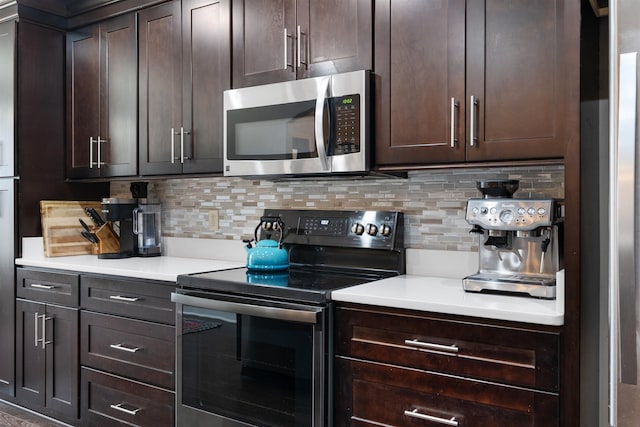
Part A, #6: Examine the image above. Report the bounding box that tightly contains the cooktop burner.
[178,267,396,304]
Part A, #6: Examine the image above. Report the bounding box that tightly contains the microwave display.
[330,95,361,155]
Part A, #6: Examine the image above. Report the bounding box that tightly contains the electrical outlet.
[208,210,219,231]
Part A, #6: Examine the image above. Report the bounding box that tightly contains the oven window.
[181,305,314,426]
[227,100,327,160]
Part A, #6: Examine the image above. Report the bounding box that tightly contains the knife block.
[94,224,120,255]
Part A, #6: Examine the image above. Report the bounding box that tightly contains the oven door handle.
[171,293,321,324]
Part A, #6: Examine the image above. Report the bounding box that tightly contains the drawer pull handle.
[404,339,459,353]
[110,343,142,353]
[110,403,141,416]
[109,295,140,302]
[31,283,56,290]
[404,409,459,426]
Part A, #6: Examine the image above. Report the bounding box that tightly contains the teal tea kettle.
[244,216,289,271]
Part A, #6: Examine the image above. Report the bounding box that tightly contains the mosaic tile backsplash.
[111,165,564,252]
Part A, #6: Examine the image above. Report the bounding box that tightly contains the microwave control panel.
[330,94,361,155]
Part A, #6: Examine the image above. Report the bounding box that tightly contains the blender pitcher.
[133,203,162,257]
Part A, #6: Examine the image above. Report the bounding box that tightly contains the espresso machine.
[463,180,564,299]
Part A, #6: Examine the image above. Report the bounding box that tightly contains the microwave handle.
[314,77,330,171]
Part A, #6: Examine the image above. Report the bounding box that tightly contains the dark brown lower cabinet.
[80,273,175,426]
[15,299,79,423]
[334,304,561,427]
[82,367,174,426]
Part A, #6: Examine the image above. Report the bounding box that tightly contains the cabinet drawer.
[81,275,174,324]
[81,367,174,427]
[16,267,79,306]
[335,306,560,392]
[81,311,175,390]
[335,357,558,427]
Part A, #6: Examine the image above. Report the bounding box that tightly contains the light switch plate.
[208,210,219,231]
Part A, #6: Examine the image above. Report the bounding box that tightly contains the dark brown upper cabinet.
[374,0,577,167]
[231,0,372,88]
[138,0,230,176]
[66,14,137,178]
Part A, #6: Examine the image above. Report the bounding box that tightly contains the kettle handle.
[254,217,286,248]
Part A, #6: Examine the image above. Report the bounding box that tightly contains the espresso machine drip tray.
[463,273,556,299]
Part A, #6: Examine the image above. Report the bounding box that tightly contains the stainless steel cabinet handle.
[297,25,307,68]
[30,283,56,290]
[469,95,478,146]
[171,127,175,163]
[171,128,191,163]
[41,315,52,349]
[97,135,102,168]
[404,338,459,353]
[97,136,106,168]
[180,127,191,163]
[110,343,142,353]
[110,403,142,416]
[450,97,458,148]
[109,295,140,302]
[283,28,289,70]
[89,136,95,168]
[404,409,459,426]
[34,312,39,347]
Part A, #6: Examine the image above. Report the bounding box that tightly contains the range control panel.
[465,198,562,231]
[263,209,404,251]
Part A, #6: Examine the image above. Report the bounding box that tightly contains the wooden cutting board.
[40,200,103,257]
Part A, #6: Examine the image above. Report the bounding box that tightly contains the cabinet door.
[231,0,296,87]
[374,0,466,166]
[99,14,138,177]
[0,180,15,396]
[296,0,372,79]
[181,0,230,173]
[16,301,79,419]
[67,24,101,178]
[44,304,79,419]
[15,300,46,408]
[139,0,183,175]
[465,0,569,161]
[0,20,16,178]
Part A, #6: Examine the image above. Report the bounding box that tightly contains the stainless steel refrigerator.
[608,0,640,425]
[0,18,17,397]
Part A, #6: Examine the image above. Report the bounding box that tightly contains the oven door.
[171,291,329,427]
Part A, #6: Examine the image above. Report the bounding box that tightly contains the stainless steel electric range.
[172,209,405,427]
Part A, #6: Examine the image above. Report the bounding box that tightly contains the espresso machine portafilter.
[463,180,564,299]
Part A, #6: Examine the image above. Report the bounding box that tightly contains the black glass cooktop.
[177,267,394,304]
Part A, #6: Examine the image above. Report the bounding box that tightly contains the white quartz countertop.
[17,237,564,325]
[331,272,565,326]
[16,238,245,282]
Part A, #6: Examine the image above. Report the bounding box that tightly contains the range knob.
[380,224,392,236]
[351,223,365,235]
[366,223,378,236]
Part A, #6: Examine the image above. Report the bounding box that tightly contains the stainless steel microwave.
[223,70,370,177]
